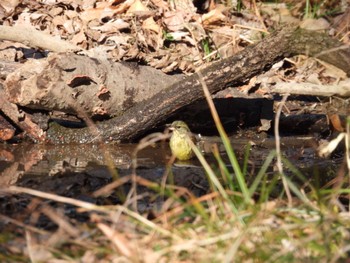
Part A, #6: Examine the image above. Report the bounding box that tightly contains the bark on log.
[41,26,350,143]
[0,61,21,80]
[0,87,46,142]
[4,54,181,117]
[0,114,15,141]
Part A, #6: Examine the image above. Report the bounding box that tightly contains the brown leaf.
[171,0,196,13]
[81,1,135,22]
[202,8,226,26]
[0,0,19,13]
[71,30,87,45]
[127,0,149,13]
[329,114,345,132]
[163,11,186,31]
[91,19,130,32]
[150,0,169,9]
[142,17,160,33]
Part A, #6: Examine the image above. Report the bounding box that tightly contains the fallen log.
[42,26,349,143]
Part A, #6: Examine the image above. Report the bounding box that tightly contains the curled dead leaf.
[202,8,226,26]
[329,114,345,132]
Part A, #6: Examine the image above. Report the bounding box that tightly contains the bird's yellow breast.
[169,130,194,161]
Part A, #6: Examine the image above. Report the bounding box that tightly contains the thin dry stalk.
[5,186,103,210]
[251,0,268,32]
[97,223,133,258]
[274,94,292,206]
[156,191,221,222]
[346,117,350,171]
[0,214,49,235]
[93,175,132,197]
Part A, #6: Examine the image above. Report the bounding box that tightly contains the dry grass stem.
[274,94,292,206]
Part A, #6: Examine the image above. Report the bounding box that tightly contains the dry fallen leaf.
[127,0,149,13]
[0,0,19,13]
[202,8,227,26]
[91,19,130,32]
[81,0,135,22]
[71,30,87,45]
[300,18,330,31]
[163,11,186,31]
[150,0,169,9]
[142,17,160,33]
[329,114,345,132]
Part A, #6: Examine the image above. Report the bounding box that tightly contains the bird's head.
[169,121,190,133]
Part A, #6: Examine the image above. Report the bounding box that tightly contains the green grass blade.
[249,151,276,197]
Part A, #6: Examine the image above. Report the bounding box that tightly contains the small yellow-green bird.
[169,120,195,161]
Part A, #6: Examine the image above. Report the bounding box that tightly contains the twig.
[0,25,81,52]
[271,81,350,97]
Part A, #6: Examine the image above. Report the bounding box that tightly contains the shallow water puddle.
[0,135,342,189]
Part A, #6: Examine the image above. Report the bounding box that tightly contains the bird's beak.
[166,123,175,131]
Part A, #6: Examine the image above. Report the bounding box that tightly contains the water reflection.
[0,135,342,189]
